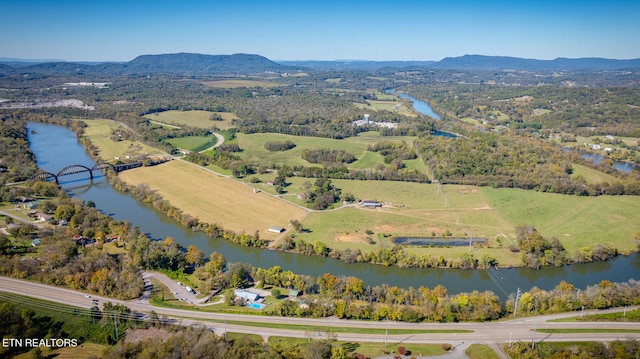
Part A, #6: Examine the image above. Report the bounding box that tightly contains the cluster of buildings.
[352,113,398,129]
[584,135,615,152]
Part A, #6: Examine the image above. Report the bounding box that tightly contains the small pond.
[394,237,488,247]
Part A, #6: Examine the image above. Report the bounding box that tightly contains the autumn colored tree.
[185,245,205,268]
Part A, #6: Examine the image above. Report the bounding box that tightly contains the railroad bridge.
[33,162,142,184]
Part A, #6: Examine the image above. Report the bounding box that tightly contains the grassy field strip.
[118,159,308,239]
[177,315,473,335]
[465,343,501,359]
[571,163,618,183]
[165,135,217,152]
[482,187,640,253]
[12,343,108,359]
[143,110,239,130]
[149,120,181,129]
[235,132,418,170]
[200,79,282,88]
[535,328,640,334]
[550,309,640,322]
[81,119,165,160]
[268,336,448,357]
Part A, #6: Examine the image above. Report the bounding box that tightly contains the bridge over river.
[33,162,142,183]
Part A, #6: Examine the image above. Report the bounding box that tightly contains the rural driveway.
[199,131,225,152]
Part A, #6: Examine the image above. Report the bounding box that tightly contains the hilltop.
[0,53,300,77]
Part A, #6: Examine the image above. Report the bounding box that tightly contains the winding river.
[395,92,441,120]
[27,122,639,300]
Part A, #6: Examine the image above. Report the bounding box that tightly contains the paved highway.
[1,275,639,357]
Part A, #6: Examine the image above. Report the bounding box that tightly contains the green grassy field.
[571,163,618,183]
[235,132,419,170]
[248,173,639,264]
[551,308,640,322]
[372,91,397,101]
[481,187,640,253]
[367,100,416,116]
[81,119,165,160]
[165,135,217,152]
[268,336,448,358]
[0,292,116,351]
[143,110,238,130]
[353,99,415,117]
[536,328,640,334]
[14,343,108,359]
[291,180,521,265]
[465,344,501,359]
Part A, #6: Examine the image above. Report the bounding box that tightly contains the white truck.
[185,286,195,294]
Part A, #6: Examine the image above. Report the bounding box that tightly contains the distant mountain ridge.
[0,53,299,76]
[277,60,437,71]
[430,54,640,71]
[122,53,290,74]
[1,53,639,77]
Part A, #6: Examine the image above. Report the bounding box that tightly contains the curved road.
[199,131,225,152]
[1,275,639,356]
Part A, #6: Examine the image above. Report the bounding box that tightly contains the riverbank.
[117,159,308,240]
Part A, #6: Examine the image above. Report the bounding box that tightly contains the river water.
[395,92,441,120]
[27,122,639,299]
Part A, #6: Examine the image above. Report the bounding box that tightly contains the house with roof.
[234,289,261,302]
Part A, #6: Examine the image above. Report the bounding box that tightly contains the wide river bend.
[27,122,639,300]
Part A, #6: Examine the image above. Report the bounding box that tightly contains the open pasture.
[200,79,282,88]
[300,180,513,244]
[570,163,618,183]
[371,90,396,101]
[143,110,238,130]
[165,135,217,152]
[353,98,415,117]
[481,187,640,253]
[80,119,164,160]
[235,132,418,169]
[267,177,638,264]
[117,159,308,239]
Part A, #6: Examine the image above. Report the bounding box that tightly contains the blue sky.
[1,0,639,62]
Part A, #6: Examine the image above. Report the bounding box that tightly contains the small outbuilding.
[269,226,286,233]
[362,200,381,208]
[36,213,52,221]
